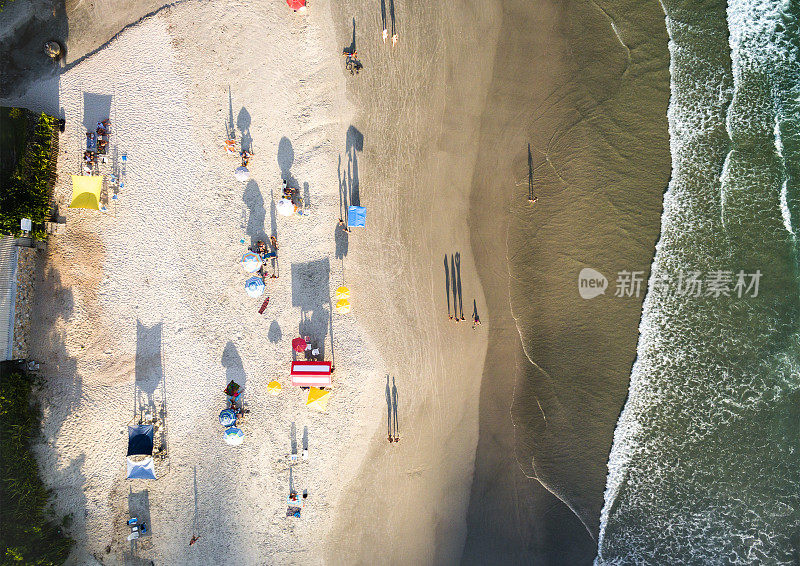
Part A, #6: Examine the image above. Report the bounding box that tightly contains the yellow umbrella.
[70,175,103,210]
[335,298,351,314]
[268,380,282,396]
[305,387,330,412]
[335,286,350,300]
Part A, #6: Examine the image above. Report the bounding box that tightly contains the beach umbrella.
[292,337,308,353]
[276,198,295,217]
[305,387,330,412]
[234,166,250,182]
[287,0,306,10]
[224,427,245,445]
[219,408,237,427]
[335,298,351,314]
[241,251,261,273]
[245,276,265,297]
[335,286,350,300]
[268,381,282,396]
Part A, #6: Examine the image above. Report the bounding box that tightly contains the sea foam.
[596,0,800,563]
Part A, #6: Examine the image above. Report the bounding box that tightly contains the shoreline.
[463,0,671,561]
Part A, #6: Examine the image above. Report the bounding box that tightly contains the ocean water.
[596,0,800,564]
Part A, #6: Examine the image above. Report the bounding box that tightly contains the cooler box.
[291,361,332,387]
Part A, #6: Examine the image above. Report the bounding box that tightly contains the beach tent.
[268,380,282,395]
[234,166,250,182]
[291,361,333,387]
[241,251,261,273]
[127,425,154,456]
[245,276,265,297]
[335,286,350,300]
[126,457,157,480]
[219,408,237,427]
[306,387,330,412]
[347,206,366,228]
[70,175,103,210]
[277,198,295,217]
[335,298,351,314]
[224,427,245,446]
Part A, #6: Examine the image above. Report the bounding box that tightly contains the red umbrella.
[292,337,308,353]
[286,0,306,10]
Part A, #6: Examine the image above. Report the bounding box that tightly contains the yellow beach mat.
[70,175,102,210]
[335,298,351,314]
[305,387,330,412]
[268,380,282,396]
[335,286,350,300]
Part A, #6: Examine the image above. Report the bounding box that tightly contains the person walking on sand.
[383,29,388,43]
[189,535,200,546]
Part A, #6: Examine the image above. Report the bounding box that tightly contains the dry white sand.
[3,2,397,563]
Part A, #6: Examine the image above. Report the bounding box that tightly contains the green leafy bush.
[0,111,57,239]
[0,372,74,565]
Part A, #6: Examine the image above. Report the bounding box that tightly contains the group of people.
[82,119,111,174]
[252,236,279,281]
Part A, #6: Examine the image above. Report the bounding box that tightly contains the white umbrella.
[241,251,261,273]
[224,427,244,446]
[234,166,250,182]
[276,198,295,217]
[245,276,265,297]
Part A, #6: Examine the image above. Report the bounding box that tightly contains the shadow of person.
[345,126,363,206]
[451,255,458,319]
[335,222,349,259]
[278,136,299,195]
[302,426,308,451]
[237,107,252,153]
[243,180,266,246]
[455,252,464,319]
[392,377,399,439]
[385,375,392,439]
[221,341,246,392]
[268,320,282,343]
[344,17,357,55]
[290,422,297,454]
[444,254,451,319]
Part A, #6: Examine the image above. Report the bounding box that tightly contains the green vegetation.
[0,108,57,240]
[0,372,74,565]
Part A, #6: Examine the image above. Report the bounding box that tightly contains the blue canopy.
[127,425,154,456]
[126,457,157,480]
[347,206,366,228]
[219,409,237,427]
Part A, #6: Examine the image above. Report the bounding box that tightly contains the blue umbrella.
[219,409,237,427]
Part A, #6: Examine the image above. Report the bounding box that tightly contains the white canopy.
[276,198,295,217]
[234,166,250,182]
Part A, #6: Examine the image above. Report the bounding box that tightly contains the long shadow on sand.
[243,180,267,246]
[221,341,246,393]
[291,258,334,365]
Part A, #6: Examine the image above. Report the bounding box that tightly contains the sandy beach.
[1,0,672,563]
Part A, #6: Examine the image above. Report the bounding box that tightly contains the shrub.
[0,111,57,239]
[0,372,74,565]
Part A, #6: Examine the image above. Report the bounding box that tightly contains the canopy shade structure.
[335,298,351,314]
[347,206,366,228]
[245,276,265,297]
[219,408,237,427]
[306,387,330,412]
[291,361,332,387]
[292,337,308,353]
[268,380,282,395]
[70,175,103,210]
[224,427,244,446]
[127,425,154,456]
[234,166,250,182]
[335,286,350,300]
[127,457,157,479]
[241,251,261,273]
[277,198,295,216]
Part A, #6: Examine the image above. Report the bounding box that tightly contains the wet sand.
[323,1,497,564]
[465,0,671,562]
